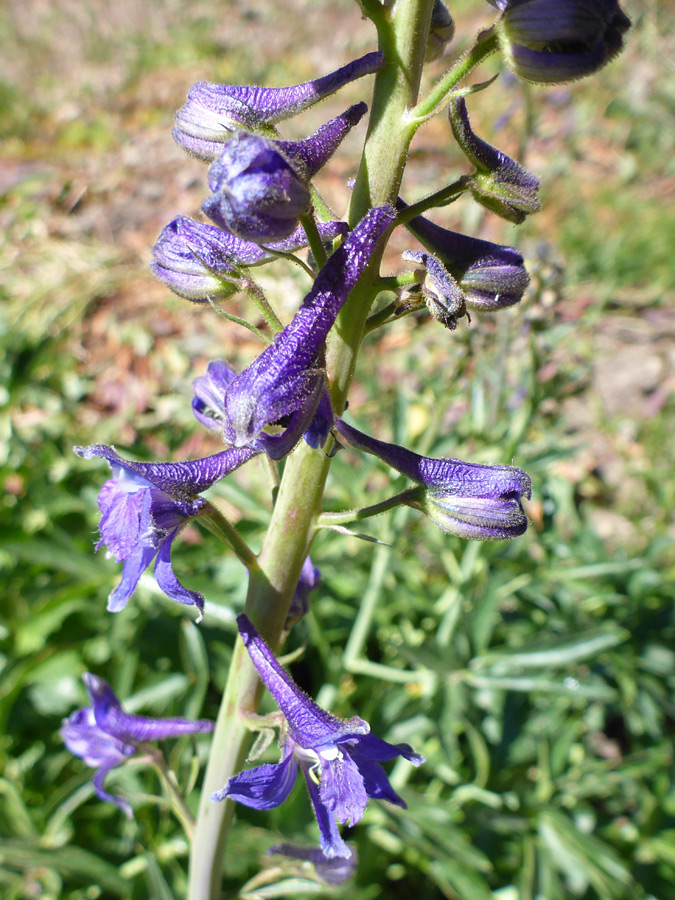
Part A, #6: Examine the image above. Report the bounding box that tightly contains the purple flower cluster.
[212,616,424,858]
[62,673,213,817]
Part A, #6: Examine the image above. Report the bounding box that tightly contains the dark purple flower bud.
[402,249,467,330]
[212,615,423,859]
[399,200,529,310]
[426,0,455,61]
[490,0,631,85]
[75,443,257,615]
[448,96,541,224]
[336,419,532,540]
[219,205,395,459]
[287,556,321,624]
[202,105,367,241]
[61,673,213,817]
[151,216,348,303]
[173,52,383,160]
[269,843,357,885]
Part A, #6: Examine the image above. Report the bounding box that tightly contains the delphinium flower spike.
[75,444,258,615]
[398,199,529,311]
[173,51,383,160]
[62,673,213,817]
[489,0,631,85]
[151,216,348,303]
[202,104,368,241]
[449,95,541,224]
[212,615,424,859]
[218,204,395,459]
[336,418,531,540]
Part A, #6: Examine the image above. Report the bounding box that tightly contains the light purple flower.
[75,443,258,615]
[202,104,367,242]
[399,199,529,311]
[61,673,213,817]
[448,96,540,224]
[212,615,424,859]
[218,204,395,459]
[173,52,383,160]
[336,419,532,540]
[151,216,348,303]
[490,0,631,85]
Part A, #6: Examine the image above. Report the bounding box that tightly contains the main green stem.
[187,3,434,897]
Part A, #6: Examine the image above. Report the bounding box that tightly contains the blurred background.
[1,1,674,898]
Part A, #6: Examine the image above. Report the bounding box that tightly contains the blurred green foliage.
[1,1,674,898]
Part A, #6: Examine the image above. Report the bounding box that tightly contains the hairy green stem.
[187,3,434,897]
[318,489,416,527]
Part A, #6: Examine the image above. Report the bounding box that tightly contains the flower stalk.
[187,2,435,896]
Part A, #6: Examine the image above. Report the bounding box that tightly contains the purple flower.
[192,361,334,455]
[490,0,631,85]
[269,843,357,885]
[75,443,258,615]
[399,200,529,311]
[61,673,213,817]
[448,96,540,224]
[173,52,383,160]
[202,104,367,242]
[218,205,395,459]
[336,419,532,540]
[212,615,424,859]
[151,216,348,303]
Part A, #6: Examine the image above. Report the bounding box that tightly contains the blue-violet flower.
[75,443,257,615]
[336,419,532,540]
[173,52,383,160]
[212,615,424,858]
[399,199,529,311]
[62,672,213,817]
[449,96,541,224]
[202,104,367,241]
[151,216,348,303]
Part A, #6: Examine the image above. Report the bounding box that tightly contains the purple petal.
[343,732,425,766]
[107,543,159,612]
[402,249,467,330]
[83,673,213,743]
[97,480,153,561]
[237,615,369,748]
[75,444,258,499]
[302,763,352,859]
[211,750,298,810]
[173,52,383,160]
[92,765,134,818]
[278,103,367,179]
[320,753,369,826]
[61,707,135,768]
[348,756,407,808]
[448,96,540,223]
[154,528,205,613]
